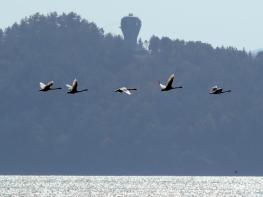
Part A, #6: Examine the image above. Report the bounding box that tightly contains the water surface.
[0,176,262,196]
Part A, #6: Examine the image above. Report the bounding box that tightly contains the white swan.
[209,85,231,94]
[39,81,62,91]
[66,79,88,94]
[115,87,137,95]
[159,74,183,91]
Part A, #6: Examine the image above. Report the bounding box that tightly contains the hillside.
[0,12,263,175]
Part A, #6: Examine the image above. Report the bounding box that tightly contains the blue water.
[0,176,262,196]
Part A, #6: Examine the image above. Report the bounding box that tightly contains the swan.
[66,79,88,94]
[115,87,137,95]
[39,81,62,91]
[209,85,231,94]
[159,73,183,91]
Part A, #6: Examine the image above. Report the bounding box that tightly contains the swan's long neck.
[77,89,88,93]
[172,86,183,89]
[50,87,62,90]
[222,90,231,93]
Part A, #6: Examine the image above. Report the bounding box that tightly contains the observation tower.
[121,13,142,48]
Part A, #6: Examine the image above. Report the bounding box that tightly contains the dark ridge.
[0,12,262,175]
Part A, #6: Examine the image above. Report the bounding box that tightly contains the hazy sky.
[1,0,263,50]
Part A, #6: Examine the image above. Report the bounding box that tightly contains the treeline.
[0,12,263,175]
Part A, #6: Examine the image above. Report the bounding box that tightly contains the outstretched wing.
[209,85,219,93]
[123,89,131,95]
[166,74,174,89]
[211,85,218,91]
[46,81,54,88]
[40,82,46,89]
[159,83,166,89]
[66,84,72,90]
[71,79,78,92]
[212,85,218,89]
[120,87,131,95]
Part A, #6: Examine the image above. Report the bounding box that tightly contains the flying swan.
[66,79,88,94]
[39,81,62,92]
[159,73,183,91]
[209,85,231,94]
[115,87,137,95]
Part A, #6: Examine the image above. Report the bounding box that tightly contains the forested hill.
[0,12,263,175]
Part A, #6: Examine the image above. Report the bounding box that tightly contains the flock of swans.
[39,74,231,95]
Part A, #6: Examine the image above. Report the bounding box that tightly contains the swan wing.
[123,89,132,95]
[46,81,54,88]
[212,85,218,89]
[72,79,78,92]
[211,85,218,91]
[40,82,46,89]
[66,84,72,90]
[119,87,131,95]
[210,85,219,93]
[166,74,174,88]
[159,83,166,89]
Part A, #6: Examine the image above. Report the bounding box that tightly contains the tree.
[149,35,160,54]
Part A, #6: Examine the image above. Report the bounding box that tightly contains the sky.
[0,0,263,51]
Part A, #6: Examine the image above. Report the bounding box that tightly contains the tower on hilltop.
[121,13,142,49]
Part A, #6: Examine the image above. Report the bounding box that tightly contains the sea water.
[0,176,262,196]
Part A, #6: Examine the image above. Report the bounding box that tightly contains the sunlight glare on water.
[0,176,263,196]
